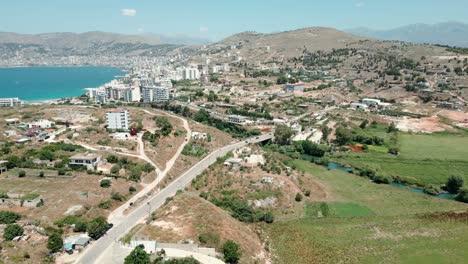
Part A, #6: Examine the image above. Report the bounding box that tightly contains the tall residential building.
[141,86,172,103]
[123,87,141,102]
[106,109,131,131]
[0,98,23,107]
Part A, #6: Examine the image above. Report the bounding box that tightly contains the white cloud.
[355,2,365,8]
[137,28,144,33]
[121,9,137,17]
[199,26,209,33]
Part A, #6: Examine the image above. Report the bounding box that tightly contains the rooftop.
[70,153,101,160]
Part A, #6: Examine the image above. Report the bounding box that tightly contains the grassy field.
[399,133,468,161]
[268,160,468,264]
[331,133,468,186]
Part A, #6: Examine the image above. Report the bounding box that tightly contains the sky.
[1,0,468,41]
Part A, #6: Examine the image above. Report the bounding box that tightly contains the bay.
[0,66,124,101]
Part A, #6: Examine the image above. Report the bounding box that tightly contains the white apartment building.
[106,109,131,131]
[141,86,171,103]
[123,87,141,102]
[0,98,23,107]
[86,88,108,104]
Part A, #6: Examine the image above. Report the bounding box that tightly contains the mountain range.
[346,22,468,47]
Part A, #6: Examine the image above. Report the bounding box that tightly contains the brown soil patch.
[136,193,270,264]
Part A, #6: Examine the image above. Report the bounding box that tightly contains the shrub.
[0,211,21,224]
[222,240,241,264]
[47,233,63,253]
[73,221,88,232]
[111,192,125,202]
[295,193,303,202]
[455,188,468,203]
[373,175,391,184]
[100,179,112,188]
[110,165,121,175]
[124,246,150,264]
[39,171,45,177]
[129,186,137,193]
[87,217,108,239]
[98,200,112,209]
[423,185,440,196]
[4,224,24,240]
[199,192,209,200]
[198,232,220,246]
[260,211,275,223]
[446,175,464,194]
[18,170,26,177]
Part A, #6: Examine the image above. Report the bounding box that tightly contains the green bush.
[0,211,21,224]
[455,188,468,203]
[222,240,241,264]
[87,217,108,239]
[260,211,275,223]
[295,193,303,202]
[98,200,112,209]
[100,179,112,188]
[18,170,26,177]
[446,175,464,194]
[198,232,220,246]
[47,233,63,253]
[111,192,125,202]
[3,224,24,240]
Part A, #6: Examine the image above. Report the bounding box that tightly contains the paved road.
[108,109,191,224]
[75,133,272,264]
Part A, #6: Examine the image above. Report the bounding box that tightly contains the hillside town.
[1,24,468,264]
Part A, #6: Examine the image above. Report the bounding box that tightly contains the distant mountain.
[0,31,179,57]
[346,22,468,47]
[201,27,366,63]
[141,33,211,46]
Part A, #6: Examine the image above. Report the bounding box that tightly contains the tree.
[47,233,63,253]
[4,224,24,240]
[182,106,190,117]
[295,192,303,202]
[100,179,112,188]
[222,240,241,264]
[321,125,331,141]
[0,211,21,224]
[446,175,464,194]
[335,126,353,146]
[455,188,468,203]
[87,216,108,239]
[124,246,151,264]
[155,117,173,137]
[274,125,293,145]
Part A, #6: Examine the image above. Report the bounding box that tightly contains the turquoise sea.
[0,66,125,101]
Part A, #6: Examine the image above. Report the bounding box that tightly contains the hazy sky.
[1,0,467,40]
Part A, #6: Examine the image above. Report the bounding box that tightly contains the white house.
[106,109,130,131]
[69,153,102,170]
[361,98,381,106]
[284,83,305,92]
[0,98,23,107]
[28,119,55,129]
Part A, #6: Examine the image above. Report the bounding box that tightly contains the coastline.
[0,66,127,103]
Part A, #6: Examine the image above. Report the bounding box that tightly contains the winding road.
[74,133,272,264]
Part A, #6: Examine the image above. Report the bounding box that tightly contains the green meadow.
[269,160,468,264]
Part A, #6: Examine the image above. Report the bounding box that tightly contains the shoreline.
[0,66,129,104]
